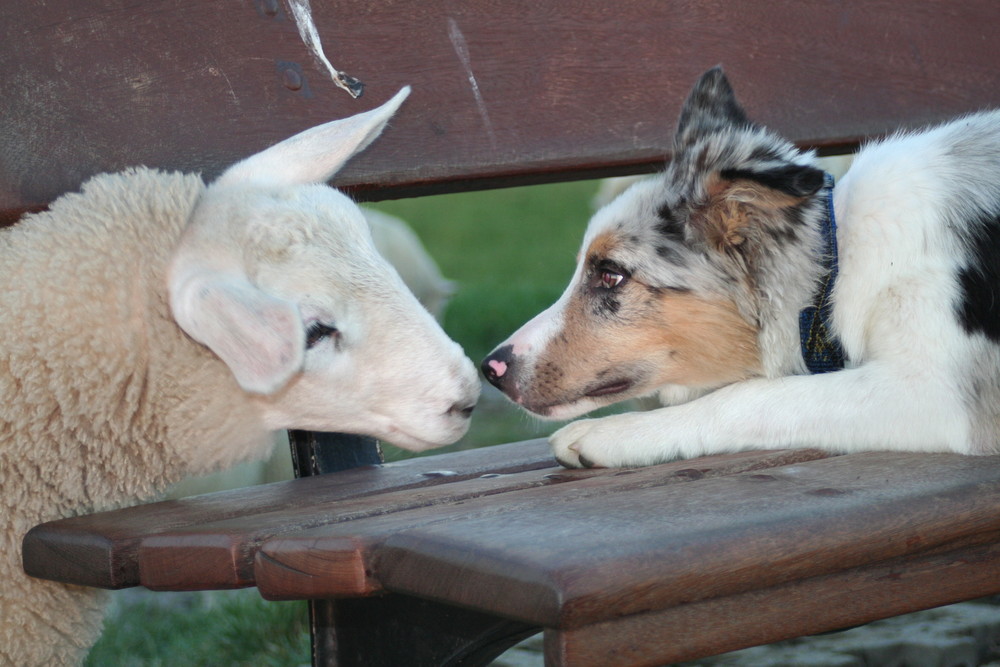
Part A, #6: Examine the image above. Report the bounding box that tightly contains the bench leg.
[289,431,383,666]
[312,593,538,666]
[288,430,383,476]
[288,431,537,665]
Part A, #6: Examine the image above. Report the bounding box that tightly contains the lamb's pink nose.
[481,345,514,391]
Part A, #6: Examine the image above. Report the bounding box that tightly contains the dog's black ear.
[720,164,826,198]
[675,67,751,143]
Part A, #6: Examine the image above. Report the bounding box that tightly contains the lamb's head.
[168,88,479,451]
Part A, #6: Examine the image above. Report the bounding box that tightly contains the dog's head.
[482,67,828,419]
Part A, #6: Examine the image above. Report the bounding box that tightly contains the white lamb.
[0,87,480,666]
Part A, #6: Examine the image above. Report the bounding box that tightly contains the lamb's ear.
[170,274,305,395]
[675,67,751,144]
[214,86,411,188]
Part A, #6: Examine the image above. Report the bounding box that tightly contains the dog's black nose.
[481,345,514,390]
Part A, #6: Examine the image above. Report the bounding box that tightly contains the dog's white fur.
[484,69,1000,468]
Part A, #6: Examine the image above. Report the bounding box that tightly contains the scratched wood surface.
[23,446,827,591]
[21,439,555,588]
[255,451,1000,665]
[3,0,1000,224]
[244,448,829,598]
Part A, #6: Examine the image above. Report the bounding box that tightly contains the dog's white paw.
[550,412,672,468]
[549,418,603,468]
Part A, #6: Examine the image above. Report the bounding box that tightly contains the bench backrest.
[4,0,1000,227]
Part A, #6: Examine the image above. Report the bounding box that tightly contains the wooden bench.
[6,1,1000,665]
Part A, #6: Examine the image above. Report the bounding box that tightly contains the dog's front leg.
[550,364,969,468]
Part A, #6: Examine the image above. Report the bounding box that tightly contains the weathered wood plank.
[137,464,582,591]
[545,540,1000,666]
[252,449,832,599]
[21,439,554,588]
[364,453,1000,629]
[134,450,826,591]
[3,0,999,221]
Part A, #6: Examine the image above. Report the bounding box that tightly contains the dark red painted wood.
[137,464,580,591]
[4,0,1000,222]
[136,449,820,591]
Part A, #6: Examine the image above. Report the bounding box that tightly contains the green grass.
[86,590,310,667]
[88,180,604,664]
[368,179,597,362]
[369,179,605,461]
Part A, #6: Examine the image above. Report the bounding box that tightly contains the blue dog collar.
[798,173,845,374]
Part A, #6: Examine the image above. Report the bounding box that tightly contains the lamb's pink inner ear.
[172,275,305,395]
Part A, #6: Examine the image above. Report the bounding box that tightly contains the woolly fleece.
[1,169,276,666]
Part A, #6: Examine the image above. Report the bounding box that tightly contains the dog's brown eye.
[599,270,625,289]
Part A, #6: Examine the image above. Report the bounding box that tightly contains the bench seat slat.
[136,449,827,591]
[137,464,574,591]
[251,449,831,599]
[547,539,1000,666]
[21,439,554,588]
[358,452,1000,629]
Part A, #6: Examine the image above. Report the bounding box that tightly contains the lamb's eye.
[305,322,338,349]
[599,270,625,289]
